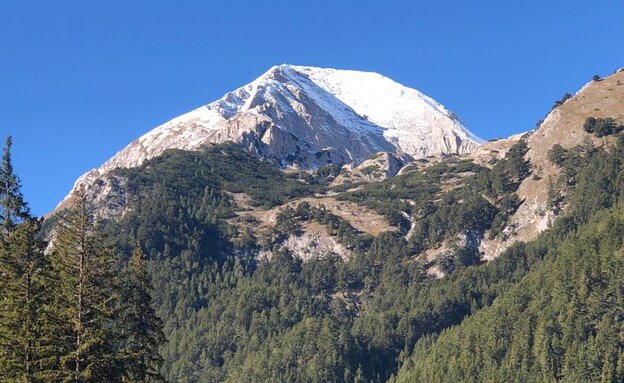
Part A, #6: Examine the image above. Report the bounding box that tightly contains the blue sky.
[1,1,623,216]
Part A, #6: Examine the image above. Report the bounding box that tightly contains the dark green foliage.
[393,135,624,382]
[360,164,380,175]
[225,316,360,383]
[551,92,572,110]
[0,137,59,382]
[583,116,623,137]
[547,143,567,167]
[275,202,372,252]
[487,140,531,196]
[51,194,125,382]
[535,118,544,128]
[0,218,60,383]
[584,116,596,133]
[547,135,624,226]
[0,136,31,234]
[313,164,342,184]
[336,161,442,224]
[413,141,528,250]
[0,138,167,383]
[393,204,624,383]
[489,193,522,240]
[139,137,624,382]
[118,143,321,209]
[337,141,529,252]
[119,246,166,383]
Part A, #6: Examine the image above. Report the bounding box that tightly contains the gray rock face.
[334,151,413,184]
[281,228,351,261]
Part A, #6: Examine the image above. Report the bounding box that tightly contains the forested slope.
[62,138,528,381]
[86,133,617,382]
[392,136,624,382]
[4,97,624,382]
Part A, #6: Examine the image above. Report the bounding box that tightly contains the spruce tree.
[51,193,123,382]
[0,136,31,235]
[0,219,61,383]
[0,136,59,382]
[120,245,166,383]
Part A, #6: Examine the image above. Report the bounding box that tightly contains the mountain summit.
[66,64,481,201]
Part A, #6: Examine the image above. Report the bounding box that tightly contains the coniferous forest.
[0,137,165,382]
[4,129,624,382]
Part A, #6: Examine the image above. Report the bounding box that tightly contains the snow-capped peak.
[62,64,482,206]
[285,65,482,143]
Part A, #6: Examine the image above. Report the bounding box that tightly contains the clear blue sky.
[1,1,623,216]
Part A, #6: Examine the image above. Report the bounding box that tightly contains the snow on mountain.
[63,64,482,205]
[291,65,482,149]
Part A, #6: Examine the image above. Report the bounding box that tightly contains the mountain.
[61,64,481,209]
[36,67,624,382]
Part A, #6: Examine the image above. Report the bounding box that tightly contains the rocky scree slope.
[475,69,624,259]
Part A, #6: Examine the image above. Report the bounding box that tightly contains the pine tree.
[51,193,123,382]
[0,136,31,236]
[0,136,60,382]
[120,245,166,383]
[0,217,63,382]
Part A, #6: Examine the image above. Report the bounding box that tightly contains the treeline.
[0,137,166,382]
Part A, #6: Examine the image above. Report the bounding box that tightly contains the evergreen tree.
[120,245,166,383]
[0,136,31,236]
[0,136,59,382]
[0,215,62,382]
[51,193,123,382]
